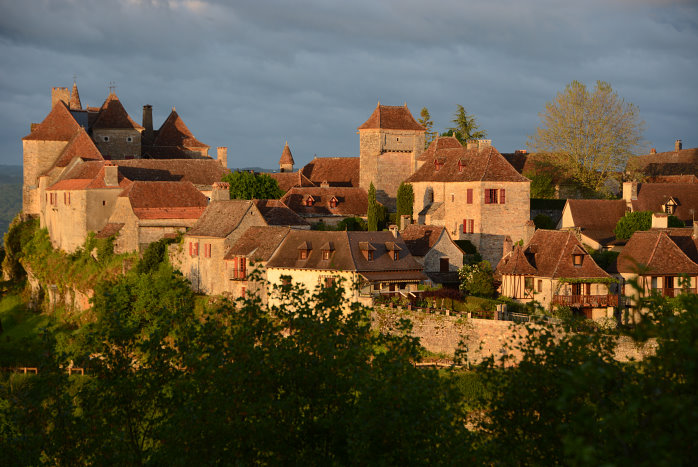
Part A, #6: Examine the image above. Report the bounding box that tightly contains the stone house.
[264,230,426,307]
[302,156,361,188]
[626,139,698,178]
[497,229,617,320]
[280,186,371,226]
[558,199,628,250]
[399,224,465,287]
[406,136,531,266]
[615,220,698,321]
[91,93,144,160]
[622,180,698,226]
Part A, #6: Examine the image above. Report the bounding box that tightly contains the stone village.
[21,82,698,324]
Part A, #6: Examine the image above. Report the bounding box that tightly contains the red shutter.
[189,242,193,256]
[463,219,467,233]
[500,189,506,204]
[484,189,490,204]
[467,189,473,204]
[469,219,474,233]
[194,243,199,256]
[241,258,246,276]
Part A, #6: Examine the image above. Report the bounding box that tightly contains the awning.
[359,270,427,283]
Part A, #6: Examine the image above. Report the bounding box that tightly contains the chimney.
[675,139,682,151]
[142,105,154,145]
[623,181,638,202]
[211,182,230,201]
[650,148,657,154]
[515,149,527,155]
[652,213,668,229]
[477,139,492,150]
[523,220,536,245]
[217,147,228,168]
[51,87,70,108]
[388,225,399,238]
[320,180,329,188]
[399,214,411,231]
[104,162,119,187]
[693,221,698,239]
[466,140,478,150]
[502,236,513,257]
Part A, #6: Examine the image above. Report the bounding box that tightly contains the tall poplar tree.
[418,107,435,148]
[367,182,378,231]
[396,183,414,228]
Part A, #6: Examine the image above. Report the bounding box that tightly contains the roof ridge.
[551,231,573,278]
[645,231,663,267]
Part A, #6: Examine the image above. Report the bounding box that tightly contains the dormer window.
[458,160,464,173]
[329,196,338,209]
[323,250,330,260]
[297,241,311,260]
[320,241,334,260]
[663,198,678,215]
[300,250,308,260]
[359,241,376,261]
[368,251,374,261]
[385,242,402,261]
[573,254,584,267]
[393,251,399,260]
[434,159,444,171]
[305,195,315,207]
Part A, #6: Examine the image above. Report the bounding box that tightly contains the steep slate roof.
[498,230,609,279]
[358,104,425,131]
[268,171,316,193]
[92,93,144,130]
[23,101,81,141]
[565,199,627,245]
[186,200,255,238]
[301,157,360,187]
[632,183,698,224]
[224,226,290,261]
[280,187,369,217]
[52,127,104,168]
[406,144,528,183]
[279,142,295,165]
[627,147,698,176]
[152,109,208,149]
[417,135,463,162]
[252,199,309,227]
[616,228,698,275]
[400,224,463,257]
[115,159,229,186]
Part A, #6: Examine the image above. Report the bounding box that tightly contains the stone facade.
[92,128,142,160]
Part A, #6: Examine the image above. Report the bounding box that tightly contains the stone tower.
[358,103,426,209]
[279,141,294,172]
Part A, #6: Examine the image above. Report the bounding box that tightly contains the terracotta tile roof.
[152,109,208,149]
[348,231,424,274]
[95,223,124,238]
[617,229,698,275]
[280,186,369,217]
[69,82,82,110]
[357,103,426,131]
[48,161,126,191]
[279,142,295,165]
[499,230,609,279]
[417,135,463,162]
[631,183,698,224]
[224,226,290,261]
[47,179,93,191]
[53,127,104,168]
[400,224,449,257]
[252,199,309,227]
[566,199,627,244]
[22,101,81,141]
[627,147,698,176]
[406,144,528,183]
[268,171,316,193]
[119,181,208,220]
[115,159,229,186]
[92,93,144,130]
[301,157,360,187]
[186,200,255,238]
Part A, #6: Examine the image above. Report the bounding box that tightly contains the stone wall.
[23,140,68,214]
[372,309,656,364]
[92,128,141,160]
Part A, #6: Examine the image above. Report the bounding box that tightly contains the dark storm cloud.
[0,0,696,169]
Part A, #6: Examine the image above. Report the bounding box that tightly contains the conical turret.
[279,141,294,172]
[69,81,82,110]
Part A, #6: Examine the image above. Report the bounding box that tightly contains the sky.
[0,0,696,170]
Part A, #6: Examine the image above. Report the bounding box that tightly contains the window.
[537,280,543,293]
[323,277,335,288]
[525,277,534,291]
[462,219,474,234]
[573,254,583,267]
[103,136,109,142]
[322,250,331,260]
[484,189,498,204]
[240,286,246,298]
[458,160,464,172]
[466,188,473,204]
[189,242,199,257]
[126,136,133,143]
[299,249,308,260]
[305,196,314,207]
[451,193,455,202]
[500,189,506,204]
[204,244,212,258]
[393,251,399,260]
[429,190,434,203]
[63,192,70,205]
[329,197,338,208]
[102,200,106,206]
[440,257,449,273]
[367,250,374,261]
[373,283,380,291]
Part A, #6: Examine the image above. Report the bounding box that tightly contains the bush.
[458,261,495,298]
[533,214,555,230]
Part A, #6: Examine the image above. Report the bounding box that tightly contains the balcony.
[229,270,247,281]
[660,287,696,298]
[552,294,618,308]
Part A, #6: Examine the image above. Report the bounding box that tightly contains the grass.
[0,292,58,367]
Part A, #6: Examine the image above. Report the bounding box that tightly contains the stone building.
[558,199,628,250]
[622,180,698,226]
[280,186,371,226]
[400,224,465,287]
[497,229,617,320]
[626,139,698,178]
[405,136,531,266]
[358,103,426,208]
[302,156,360,188]
[279,142,295,172]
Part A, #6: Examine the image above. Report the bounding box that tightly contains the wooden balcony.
[552,294,618,308]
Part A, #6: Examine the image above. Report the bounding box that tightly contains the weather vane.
[108,81,116,94]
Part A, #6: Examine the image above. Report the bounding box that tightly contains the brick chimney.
[675,139,682,151]
[142,105,154,146]
[650,148,657,154]
[523,220,536,245]
[623,181,638,203]
[388,225,399,238]
[217,147,228,168]
[51,87,70,108]
[211,182,230,201]
[502,235,513,257]
[399,214,411,231]
[652,213,668,229]
[104,162,119,187]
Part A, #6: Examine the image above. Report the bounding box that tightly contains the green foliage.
[336,216,367,231]
[458,261,495,298]
[222,170,283,200]
[418,107,435,148]
[525,171,557,199]
[530,198,567,210]
[528,80,645,192]
[2,215,37,282]
[443,104,487,145]
[612,210,681,239]
[532,213,555,230]
[367,182,378,231]
[590,249,620,271]
[395,182,414,227]
[136,237,176,274]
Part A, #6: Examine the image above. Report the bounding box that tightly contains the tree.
[533,213,555,230]
[367,182,378,231]
[444,105,487,145]
[396,183,414,228]
[614,210,683,240]
[222,171,283,200]
[418,107,435,148]
[458,260,495,297]
[525,171,557,199]
[528,80,645,192]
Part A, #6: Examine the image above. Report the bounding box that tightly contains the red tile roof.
[52,127,104,168]
[92,93,144,130]
[252,199,309,227]
[47,179,93,191]
[280,186,369,217]
[268,171,316,193]
[358,104,426,131]
[279,142,294,165]
[224,226,291,261]
[646,175,698,184]
[22,101,81,141]
[186,200,255,238]
[69,82,82,110]
[616,228,698,275]
[416,135,463,162]
[632,183,698,224]
[119,181,208,220]
[95,223,125,238]
[565,199,627,244]
[400,225,457,257]
[152,109,208,149]
[115,159,229,186]
[301,157,360,187]
[627,147,698,176]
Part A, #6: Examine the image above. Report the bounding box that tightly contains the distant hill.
[0,165,23,240]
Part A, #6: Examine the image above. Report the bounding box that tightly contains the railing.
[552,294,618,307]
[229,270,246,280]
[661,287,697,298]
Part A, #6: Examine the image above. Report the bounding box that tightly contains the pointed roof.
[92,93,144,130]
[152,109,208,149]
[616,229,698,275]
[22,101,81,141]
[358,103,426,131]
[267,170,316,194]
[417,135,462,161]
[186,200,256,238]
[497,244,538,276]
[280,142,295,165]
[70,81,82,110]
[53,127,104,168]
[224,226,291,262]
[301,157,360,187]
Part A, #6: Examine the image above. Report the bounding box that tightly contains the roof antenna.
[108,81,116,94]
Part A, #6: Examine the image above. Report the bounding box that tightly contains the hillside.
[0,165,22,239]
